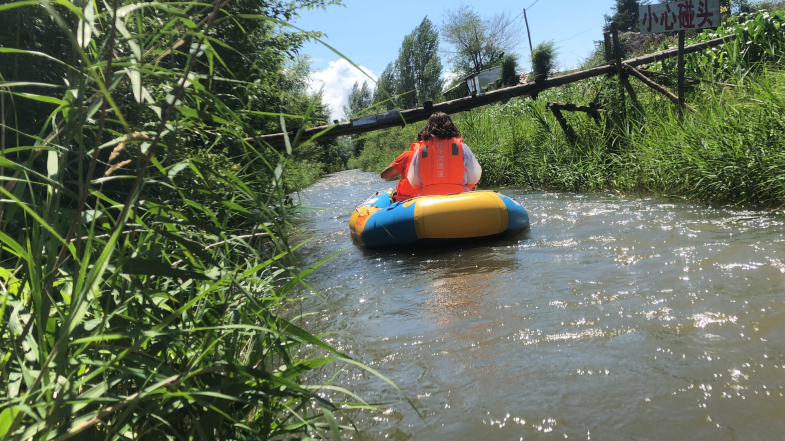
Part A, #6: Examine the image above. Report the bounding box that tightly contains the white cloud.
[442,69,462,90]
[309,59,376,120]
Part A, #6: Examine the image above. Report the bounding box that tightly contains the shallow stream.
[293,169,785,440]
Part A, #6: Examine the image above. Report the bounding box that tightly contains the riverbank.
[352,9,785,206]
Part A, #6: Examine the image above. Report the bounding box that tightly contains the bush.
[531,41,559,78]
[500,54,519,84]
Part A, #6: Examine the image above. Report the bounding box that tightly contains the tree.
[394,17,443,109]
[373,62,397,111]
[370,17,443,111]
[720,0,757,15]
[734,0,756,14]
[441,4,521,75]
[604,0,647,32]
[344,81,373,156]
[344,81,373,117]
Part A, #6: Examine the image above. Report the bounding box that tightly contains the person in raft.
[379,132,422,202]
[407,112,481,196]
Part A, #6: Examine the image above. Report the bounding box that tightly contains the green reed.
[0,1,407,439]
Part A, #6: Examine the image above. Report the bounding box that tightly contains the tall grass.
[630,69,785,203]
[0,1,404,439]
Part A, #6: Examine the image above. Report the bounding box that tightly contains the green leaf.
[11,92,66,106]
[50,0,85,17]
[0,231,27,258]
[0,82,64,88]
[0,48,75,70]
[76,0,96,49]
[176,106,231,124]
[0,406,20,438]
[0,1,38,12]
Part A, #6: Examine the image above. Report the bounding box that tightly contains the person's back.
[407,112,481,196]
[414,136,467,196]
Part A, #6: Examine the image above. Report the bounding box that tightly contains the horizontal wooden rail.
[253,34,736,147]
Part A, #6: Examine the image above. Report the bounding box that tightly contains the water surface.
[293,170,785,440]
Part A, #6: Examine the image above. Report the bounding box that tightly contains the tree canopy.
[441,4,522,75]
[373,63,397,110]
[372,16,443,111]
[345,80,373,155]
[345,81,373,118]
[604,0,646,32]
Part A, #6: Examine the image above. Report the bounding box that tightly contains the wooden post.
[610,23,638,102]
[678,30,686,119]
[546,102,605,116]
[603,32,612,62]
[611,24,623,77]
[524,9,533,54]
[547,101,606,127]
[547,103,577,143]
[620,73,638,102]
[611,22,626,118]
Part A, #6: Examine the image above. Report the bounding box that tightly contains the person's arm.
[462,143,482,186]
[407,149,423,187]
[380,165,400,180]
[381,151,411,180]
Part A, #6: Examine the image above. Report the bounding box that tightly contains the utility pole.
[524,8,533,53]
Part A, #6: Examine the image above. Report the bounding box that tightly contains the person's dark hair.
[418,112,461,141]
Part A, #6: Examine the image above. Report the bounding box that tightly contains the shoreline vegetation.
[352,8,785,207]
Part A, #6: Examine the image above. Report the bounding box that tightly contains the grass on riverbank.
[354,9,785,206]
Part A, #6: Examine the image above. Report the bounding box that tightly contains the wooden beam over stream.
[253,34,736,147]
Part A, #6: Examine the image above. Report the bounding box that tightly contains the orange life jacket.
[393,142,421,201]
[417,137,467,196]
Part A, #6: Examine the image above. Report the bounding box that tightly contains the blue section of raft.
[362,200,419,248]
[501,194,530,232]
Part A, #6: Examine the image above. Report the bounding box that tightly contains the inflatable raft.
[349,190,529,248]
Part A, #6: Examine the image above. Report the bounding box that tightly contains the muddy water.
[293,170,785,440]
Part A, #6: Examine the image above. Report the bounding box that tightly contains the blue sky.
[294,0,616,118]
